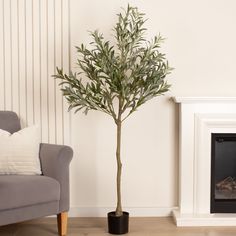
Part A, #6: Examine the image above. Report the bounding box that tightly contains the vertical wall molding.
[0,0,71,144]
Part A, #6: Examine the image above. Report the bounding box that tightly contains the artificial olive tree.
[54,5,172,217]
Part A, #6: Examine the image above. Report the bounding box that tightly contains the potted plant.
[54,5,172,235]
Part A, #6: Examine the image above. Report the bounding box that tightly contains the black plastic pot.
[107,211,129,235]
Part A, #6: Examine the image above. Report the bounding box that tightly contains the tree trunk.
[115,106,123,216]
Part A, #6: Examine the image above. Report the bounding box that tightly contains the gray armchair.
[0,111,73,236]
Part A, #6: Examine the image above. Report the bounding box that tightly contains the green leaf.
[54,4,172,122]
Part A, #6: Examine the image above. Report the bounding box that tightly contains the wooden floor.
[1,217,236,236]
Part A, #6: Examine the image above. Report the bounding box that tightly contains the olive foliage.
[54,5,172,124]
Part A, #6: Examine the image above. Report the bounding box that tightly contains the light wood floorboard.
[1,217,236,235]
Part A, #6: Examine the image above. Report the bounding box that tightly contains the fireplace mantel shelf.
[172,97,236,103]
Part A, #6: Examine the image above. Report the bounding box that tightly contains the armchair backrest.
[0,111,21,134]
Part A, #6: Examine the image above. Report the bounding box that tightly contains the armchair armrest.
[39,143,73,212]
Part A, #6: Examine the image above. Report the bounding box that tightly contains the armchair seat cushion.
[0,175,60,211]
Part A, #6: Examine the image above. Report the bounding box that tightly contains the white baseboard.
[68,206,177,217]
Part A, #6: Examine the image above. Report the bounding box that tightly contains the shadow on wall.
[171,97,179,207]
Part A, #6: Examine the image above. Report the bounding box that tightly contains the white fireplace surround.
[173,97,236,226]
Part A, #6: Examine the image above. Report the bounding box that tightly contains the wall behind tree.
[69,0,236,216]
[1,0,236,216]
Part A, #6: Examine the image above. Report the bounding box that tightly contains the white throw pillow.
[0,125,42,175]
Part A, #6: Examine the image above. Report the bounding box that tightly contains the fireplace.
[173,97,236,226]
[211,133,236,213]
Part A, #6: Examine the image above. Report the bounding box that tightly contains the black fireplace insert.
[211,133,236,213]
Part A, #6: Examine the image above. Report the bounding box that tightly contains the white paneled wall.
[0,0,71,144]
